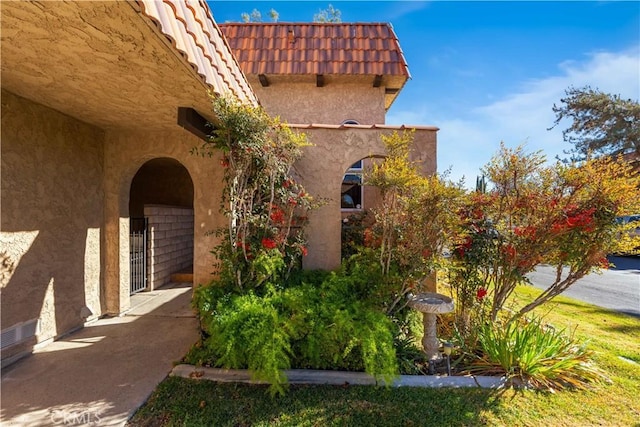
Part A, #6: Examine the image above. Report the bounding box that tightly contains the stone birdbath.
[407,292,455,360]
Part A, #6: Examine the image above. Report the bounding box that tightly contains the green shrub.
[468,317,608,390]
[283,268,331,288]
[341,211,372,259]
[195,273,399,396]
[394,334,428,375]
[193,95,313,293]
[206,292,291,396]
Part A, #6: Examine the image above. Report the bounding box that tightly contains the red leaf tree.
[449,144,640,326]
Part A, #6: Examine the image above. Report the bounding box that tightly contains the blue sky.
[209,1,640,184]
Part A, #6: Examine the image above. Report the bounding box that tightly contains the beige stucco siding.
[0,1,232,132]
[296,127,437,270]
[250,77,386,124]
[1,90,105,359]
[0,90,229,363]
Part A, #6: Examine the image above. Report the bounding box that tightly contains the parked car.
[616,215,640,234]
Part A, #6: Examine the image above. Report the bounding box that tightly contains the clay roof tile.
[139,0,257,104]
[218,22,410,78]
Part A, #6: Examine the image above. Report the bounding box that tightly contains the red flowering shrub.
[449,144,640,329]
[269,206,286,224]
[193,95,314,291]
[261,238,277,250]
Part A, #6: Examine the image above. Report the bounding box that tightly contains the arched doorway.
[128,158,194,294]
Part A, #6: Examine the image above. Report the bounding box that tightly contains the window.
[341,119,360,125]
[341,161,363,210]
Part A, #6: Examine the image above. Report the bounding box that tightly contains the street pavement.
[526,256,640,317]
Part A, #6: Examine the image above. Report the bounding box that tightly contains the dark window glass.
[341,173,362,209]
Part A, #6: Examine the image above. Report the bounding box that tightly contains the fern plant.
[206,292,292,396]
[197,273,400,396]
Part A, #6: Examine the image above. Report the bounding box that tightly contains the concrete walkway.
[1,282,198,427]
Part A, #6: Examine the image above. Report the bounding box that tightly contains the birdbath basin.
[407,292,454,360]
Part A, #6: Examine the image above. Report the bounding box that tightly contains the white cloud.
[388,46,640,186]
[384,1,430,20]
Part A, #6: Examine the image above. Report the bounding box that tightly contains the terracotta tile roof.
[138,0,257,105]
[218,23,411,78]
[287,123,438,131]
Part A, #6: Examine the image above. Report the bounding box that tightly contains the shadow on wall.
[1,219,100,364]
[1,90,104,364]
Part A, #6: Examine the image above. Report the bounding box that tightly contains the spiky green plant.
[468,317,608,391]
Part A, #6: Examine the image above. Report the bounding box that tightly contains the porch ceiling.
[1,1,217,130]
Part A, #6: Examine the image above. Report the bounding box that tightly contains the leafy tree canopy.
[241,8,279,23]
[551,86,640,160]
[313,4,342,23]
[239,4,341,23]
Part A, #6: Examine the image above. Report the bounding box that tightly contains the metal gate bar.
[130,218,148,294]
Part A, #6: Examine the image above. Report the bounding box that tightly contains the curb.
[171,364,507,389]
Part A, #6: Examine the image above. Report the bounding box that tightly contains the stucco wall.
[250,78,386,124]
[296,127,437,270]
[0,1,225,132]
[0,90,105,362]
[103,128,226,315]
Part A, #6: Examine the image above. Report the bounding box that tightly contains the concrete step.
[170,268,193,283]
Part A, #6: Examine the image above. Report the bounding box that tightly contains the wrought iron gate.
[130,218,148,294]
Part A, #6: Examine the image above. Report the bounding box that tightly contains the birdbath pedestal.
[407,292,455,360]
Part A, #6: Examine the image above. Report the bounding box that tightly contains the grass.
[129,285,640,426]
[129,379,497,426]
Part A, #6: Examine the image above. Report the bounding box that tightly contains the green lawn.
[129,286,640,426]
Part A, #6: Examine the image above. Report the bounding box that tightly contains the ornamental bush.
[448,144,640,331]
[193,271,398,396]
[192,95,312,292]
[191,96,398,394]
[363,131,465,315]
